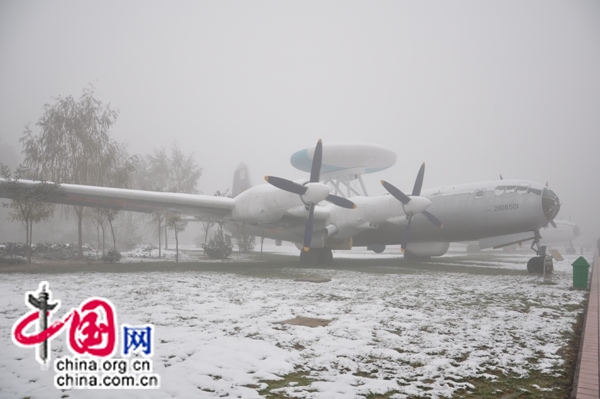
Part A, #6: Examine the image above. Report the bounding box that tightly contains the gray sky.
[1,1,599,242]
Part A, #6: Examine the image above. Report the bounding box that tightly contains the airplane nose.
[542,188,560,221]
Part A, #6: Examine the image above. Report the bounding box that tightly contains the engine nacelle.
[405,241,450,257]
[232,185,299,223]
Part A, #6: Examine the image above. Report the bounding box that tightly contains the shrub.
[102,249,121,263]
[202,231,232,259]
[0,255,27,265]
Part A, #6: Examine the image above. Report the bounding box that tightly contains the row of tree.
[1,85,236,263]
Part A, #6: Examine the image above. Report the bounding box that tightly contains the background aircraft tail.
[232,162,252,197]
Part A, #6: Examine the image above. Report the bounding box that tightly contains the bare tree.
[134,142,202,257]
[201,189,229,251]
[199,217,216,251]
[135,143,202,194]
[0,164,59,263]
[151,211,166,258]
[89,208,107,257]
[19,85,134,258]
[166,213,188,262]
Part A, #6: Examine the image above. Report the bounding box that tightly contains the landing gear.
[368,245,386,254]
[527,256,555,274]
[527,231,553,274]
[299,248,333,265]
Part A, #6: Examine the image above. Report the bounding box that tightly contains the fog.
[1,1,599,244]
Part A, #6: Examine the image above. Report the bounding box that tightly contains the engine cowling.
[405,241,450,257]
[232,185,298,223]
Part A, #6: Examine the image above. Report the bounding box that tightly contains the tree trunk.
[175,230,179,263]
[164,224,168,249]
[96,223,101,253]
[100,222,105,257]
[29,220,33,264]
[25,218,31,264]
[108,218,117,251]
[157,218,162,258]
[75,206,84,259]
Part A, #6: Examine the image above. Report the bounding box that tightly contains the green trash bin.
[572,256,590,289]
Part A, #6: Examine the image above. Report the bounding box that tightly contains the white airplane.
[0,140,561,272]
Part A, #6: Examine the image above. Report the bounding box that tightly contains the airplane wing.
[0,179,234,220]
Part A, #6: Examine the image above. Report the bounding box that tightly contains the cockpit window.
[542,188,560,220]
[475,190,484,198]
[528,187,542,195]
[505,186,516,193]
[516,185,528,194]
[495,186,506,196]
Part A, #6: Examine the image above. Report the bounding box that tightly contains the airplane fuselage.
[230,179,559,257]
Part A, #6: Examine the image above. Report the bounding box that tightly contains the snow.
[0,250,589,398]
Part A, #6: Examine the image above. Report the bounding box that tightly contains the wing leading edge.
[0,179,234,220]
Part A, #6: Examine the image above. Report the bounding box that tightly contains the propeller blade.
[265,176,307,195]
[384,162,440,253]
[310,139,323,183]
[550,220,557,228]
[423,211,443,228]
[325,194,356,209]
[381,180,411,204]
[266,140,357,259]
[412,162,425,196]
[401,215,413,252]
[303,204,315,251]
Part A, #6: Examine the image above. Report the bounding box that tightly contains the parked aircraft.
[0,140,560,272]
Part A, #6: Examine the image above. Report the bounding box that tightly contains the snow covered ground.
[0,250,590,398]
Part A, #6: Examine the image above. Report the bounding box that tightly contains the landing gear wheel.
[368,245,386,254]
[300,250,311,264]
[299,248,333,265]
[320,248,333,265]
[527,257,544,274]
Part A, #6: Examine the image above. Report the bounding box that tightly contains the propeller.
[264,139,356,252]
[381,162,442,252]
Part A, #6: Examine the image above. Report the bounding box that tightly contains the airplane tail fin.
[232,162,252,197]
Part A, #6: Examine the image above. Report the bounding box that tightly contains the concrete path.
[575,251,600,398]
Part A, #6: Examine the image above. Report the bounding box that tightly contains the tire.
[527,256,544,274]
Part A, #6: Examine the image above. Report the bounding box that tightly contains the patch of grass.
[364,391,400,399]
[292,342,305,351]
[257,371,313,398]
[354,370,376,378]
[454,309,584,399]
[457,369,565,398]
